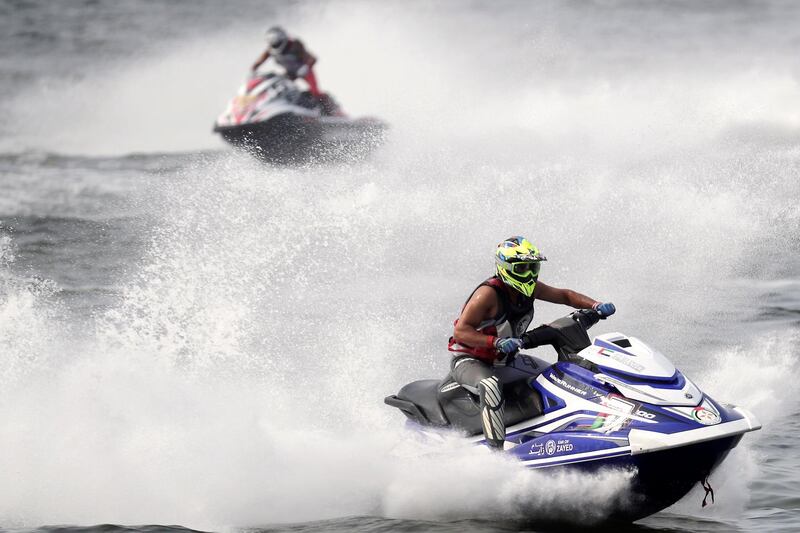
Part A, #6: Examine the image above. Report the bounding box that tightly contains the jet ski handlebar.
[570,308,602,329]
[520,309,600,359]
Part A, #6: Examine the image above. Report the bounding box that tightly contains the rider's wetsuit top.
[272,39,314,78]
[448,276,535,364]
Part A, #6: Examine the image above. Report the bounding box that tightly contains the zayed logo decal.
[693,406,721,425]
[545,440,557,455]
[544,439,573,456]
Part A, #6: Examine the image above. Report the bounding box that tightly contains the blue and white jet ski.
[385,310,761,522]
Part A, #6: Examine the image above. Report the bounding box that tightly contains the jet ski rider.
[251,26,322,98]
[448,236,616,451]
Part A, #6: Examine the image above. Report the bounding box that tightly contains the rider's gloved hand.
[494,337,524,355]
[296,64,310,78]
[593,302,616,318]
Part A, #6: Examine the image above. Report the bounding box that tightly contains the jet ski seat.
[437,371,544,436]
[389,379,449,426]
[384,355,547,436]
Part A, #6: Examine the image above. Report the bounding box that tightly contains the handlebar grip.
[571,308,601,329]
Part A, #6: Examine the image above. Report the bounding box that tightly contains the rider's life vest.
[447,276,535,363]
[272,39,314,77]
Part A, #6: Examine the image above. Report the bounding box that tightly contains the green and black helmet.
[495,236,546,297]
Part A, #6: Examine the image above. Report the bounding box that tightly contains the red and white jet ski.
[213,72,386,162]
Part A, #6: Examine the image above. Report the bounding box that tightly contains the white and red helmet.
[265,26,288,52]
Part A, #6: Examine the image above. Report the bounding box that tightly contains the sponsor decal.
[545,439,556,455]
[636,409,656,420]
[589,415,606,430]
[598,395,636,434]
[693,406,721,425]
[529,442,545,456]
[573,416,606,431]
[604,395,635,414]
[542,439,573,456]
[233,94,257,110]
[603,350,644,372]
[550,374,588,397]
[555,439,573,453]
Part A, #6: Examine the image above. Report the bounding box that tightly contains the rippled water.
[1,1,799,532]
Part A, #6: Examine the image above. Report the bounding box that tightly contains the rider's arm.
[251,49,270,72]
[534,281,599,309]
[453,286,501,348]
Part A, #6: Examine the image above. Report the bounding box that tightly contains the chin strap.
[700,476,715,507]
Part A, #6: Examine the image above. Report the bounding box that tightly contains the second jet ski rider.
[251,26,322,97]
[448,236,616,450]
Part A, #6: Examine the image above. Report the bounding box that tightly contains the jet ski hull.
[406,414,745,522]
[523,433,741,522]
[502,381,757,521]
[621,433,740,521]
[214,112,386,163]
